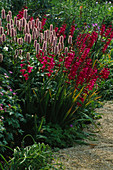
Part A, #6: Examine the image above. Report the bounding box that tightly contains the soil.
[53,101,113,170]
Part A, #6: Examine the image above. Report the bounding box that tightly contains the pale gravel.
[53,101,113,170]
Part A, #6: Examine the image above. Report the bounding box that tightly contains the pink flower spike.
[9,89,12,92]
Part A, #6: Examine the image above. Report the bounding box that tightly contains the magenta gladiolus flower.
[23,73,29,80]
[27,66,33,73]
[20,63,26,68]
[20,69,26,75]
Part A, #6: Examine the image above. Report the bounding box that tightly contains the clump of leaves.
[37,123,89,148]
[0,135,63,170]
[0,70,25,152]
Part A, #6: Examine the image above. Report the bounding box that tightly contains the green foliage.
[41,123,89,148]
[3,144,53,169]
[10,0,25,13]
[0,69,25,152]
[0,0,11,13]
[0,135,62,170]
[97,52,113,100]
[24,0,52,18]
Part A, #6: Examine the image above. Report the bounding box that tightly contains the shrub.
[0,69,25,152]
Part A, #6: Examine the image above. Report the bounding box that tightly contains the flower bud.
[27,21,31,30]
[25,24,30,33]
[36,18,39,27]
[14,37,17,42]
[17,38,20,44]
[65,47,68,55]
[41,32,43,40]
[14,55,17,59]
[11,25,14,29]
[20,19,22,26]
[8,11,12,19]
[55,37,57,44]
[28,33,31,43]
[26,52,30,60]
[61,43,64,50]
[50,34,54,44]
[15,49,18,55]
[0,54,3,62]
[7,23,10,30]
[53,30,56,36]
[36,30,39,38]
[14,29,17,36]
[17,20,20,28]
[10,28,15,37]
[18,38,23,45]
[36,43,40,54]
[0,18,2,26]
[24,33,28,42]
[23,9,27,19]
[2,33,5,42]
[47,30,49,39]
[33,27,37,33]
[6,14,10,22]
[34,40,37,48]
[32,31,36,40]
[44,31,47,41]
[19,23,22,31]
[10,19,13,25]
[50,24,53,31]
[0,37,2,44]
[59,35,64,44]
[22,17,26,27]
[1,9,6,19]
[42,41,47,51]
[14,16,17,25]
[31,20,35,29]
[39,21,42,30]
[0,26,4,35]
[19,49,23,55]
[68,35,72,44]
[23,28,26,34]
[58,43,61,51]
[53,38,56,47]
[54,45,59,55]
[17,38,20,45]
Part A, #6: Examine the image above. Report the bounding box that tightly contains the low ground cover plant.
[0,135,63,170]
[0,1,113,168]
[0,70,25,152]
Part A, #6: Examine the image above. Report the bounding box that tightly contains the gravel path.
[53,101,113,170]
